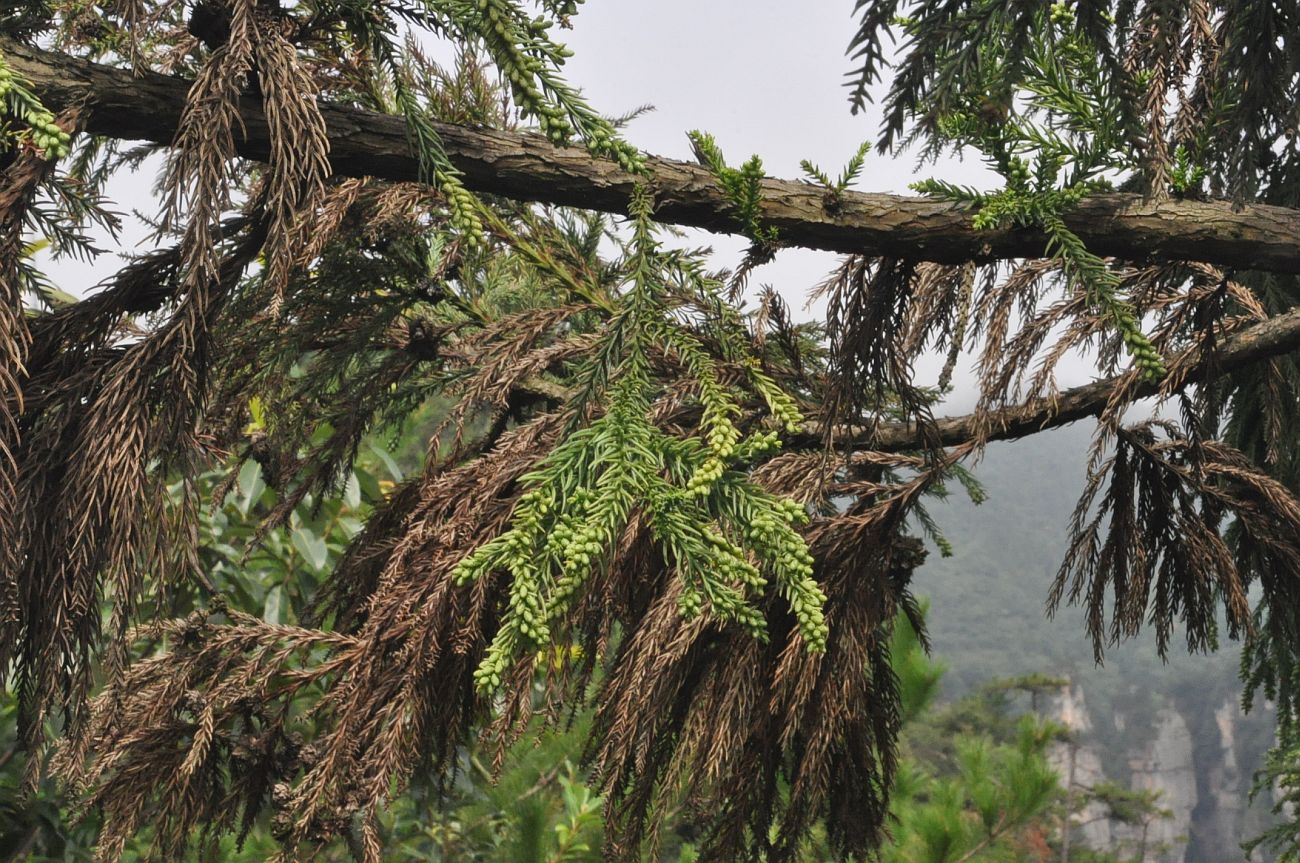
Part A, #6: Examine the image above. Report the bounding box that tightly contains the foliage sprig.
[800,140,872,206]
[468,0,644,173]
[0,52,71,159]
[688,130,780,249]
[452,186,826,691]
[916,169,1166,381]
[1170,144,1207,197]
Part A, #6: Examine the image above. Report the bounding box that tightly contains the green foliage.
[800,140,872,204]
[0,695,94,863]
[194,457,369,619]
[1073,782,1178,863]
[1247,740,1300,861]
[394,723,609,863]
[452,187,825,691]
[469,0,642,173]
[1088,781,1171,830]
[905,5,1166,382]
[0,52,71,159]
[397,76,486,252]
[986,673,1070,698]
[687,130,780,248]
[1169,145,1207,197]
[886,608,1064,863]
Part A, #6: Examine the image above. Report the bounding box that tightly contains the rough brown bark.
[843,305,1300,452]
[10,37,1300,273]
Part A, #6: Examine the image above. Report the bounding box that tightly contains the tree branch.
[11,39,1300,458]
[9,38,1300,273]
[838,305,1300,452]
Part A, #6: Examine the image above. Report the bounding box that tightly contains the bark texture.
[9,37,1300,273]
[847,304,1300,452]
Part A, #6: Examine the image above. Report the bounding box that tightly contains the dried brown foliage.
[4,210,267,787]
[1051,422,1254,659]
[0,147,50,727]
[54,407,934,862]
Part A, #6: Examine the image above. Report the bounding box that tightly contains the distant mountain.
[915,421,1279,863]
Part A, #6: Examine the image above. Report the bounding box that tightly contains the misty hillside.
[914,420,1280,862]
[917,420,1241,704]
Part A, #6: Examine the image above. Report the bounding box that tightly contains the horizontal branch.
[843,305,1300,452]
[9,38,1300,273]
[11,39,1300,459]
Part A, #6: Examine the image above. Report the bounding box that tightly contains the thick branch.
[12,39,1300,456]
[844,306,1300,452]
[10,38,1300,273]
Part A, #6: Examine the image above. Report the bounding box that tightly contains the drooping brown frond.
[0,144,51,705]
[159,0,255,298]
[53,610,359,862]
[586,516,921,863]
[1123,0,1184,196]
[62,410,563,860]
[253,14,330,314]
[575,449,951,862]
[1049,421,1300,661]
[966,259,1062,435]
[428,301,595,455]
[820,256,932,446]
[3,208,266,783]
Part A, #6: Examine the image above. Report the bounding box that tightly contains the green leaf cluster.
[687,130,780,249]
[800,140,872,205]
[469,0,642,173]
[451,187,825,692]
[885,606,1064,863]
[1169,145,1207,197]
[0,52,71,159]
